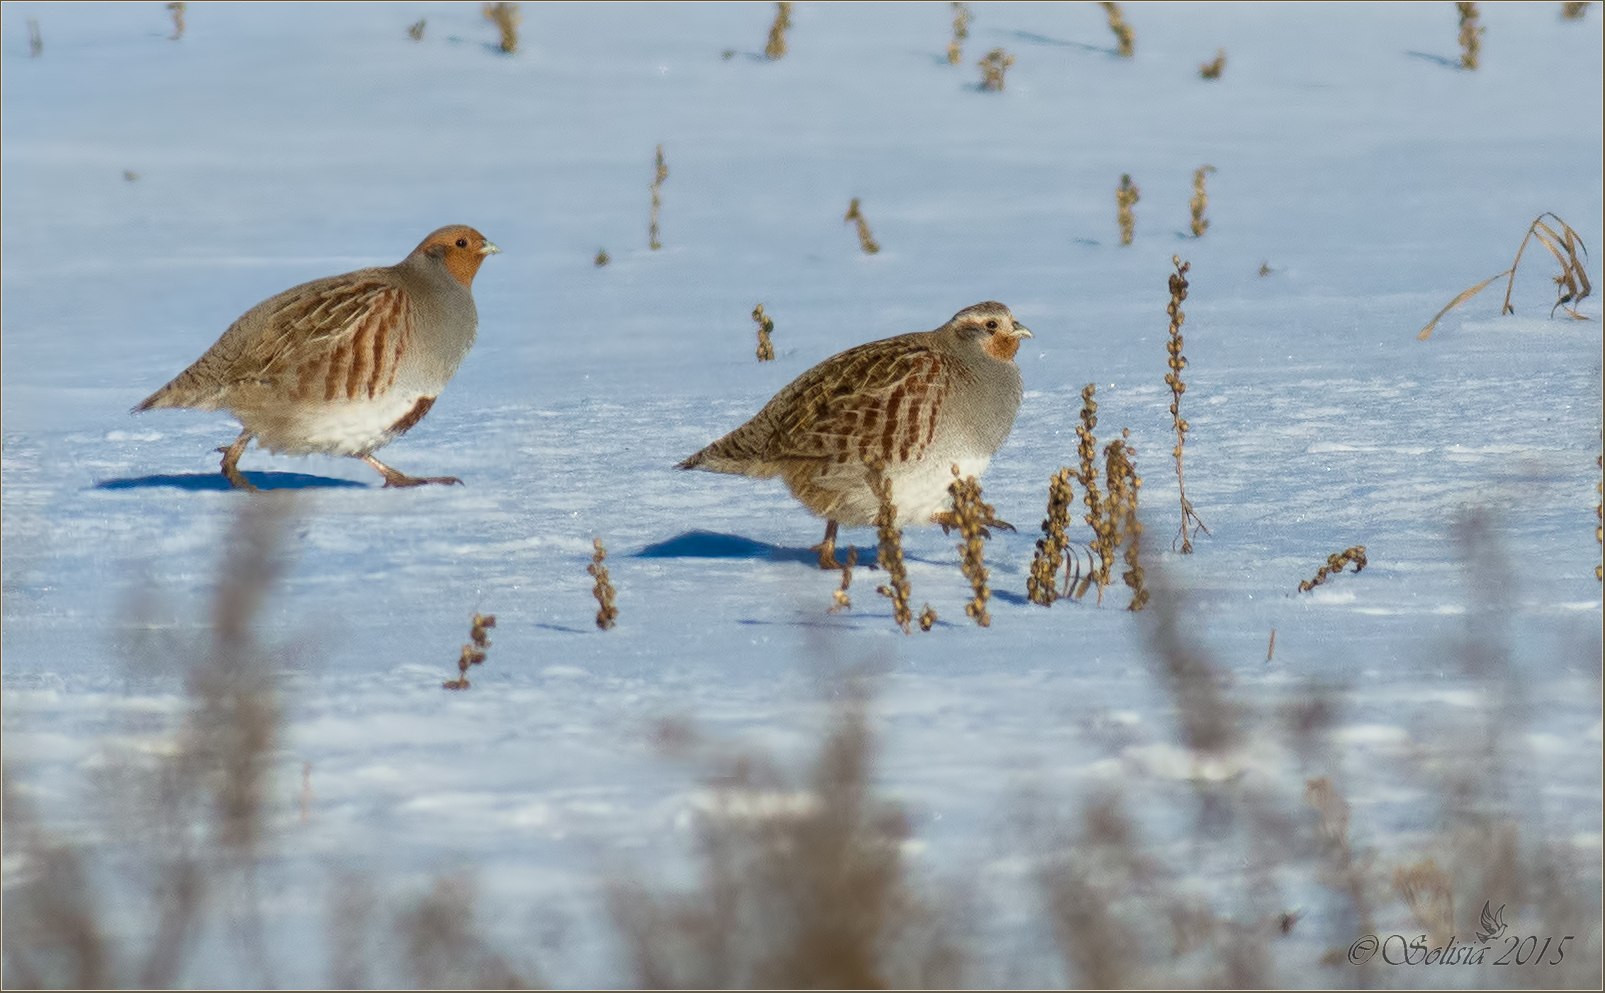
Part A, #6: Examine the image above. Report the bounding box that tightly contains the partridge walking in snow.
[679,301,1032,568]
[135,225,499,490]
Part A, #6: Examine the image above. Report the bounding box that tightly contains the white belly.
[888,452,992,526]
[247,391,428,457]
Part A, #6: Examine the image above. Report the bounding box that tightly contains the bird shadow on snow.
[94,472,366,492]
[635,530,950,568]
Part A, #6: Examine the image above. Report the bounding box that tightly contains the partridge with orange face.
[135,225,498,490]
[679,301,1032,567]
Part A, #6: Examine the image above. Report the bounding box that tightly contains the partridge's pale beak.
[1013,324,1033,338]
[479,242,502,256]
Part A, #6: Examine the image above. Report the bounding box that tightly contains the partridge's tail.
[677,429,772,476]
[132,359,227,414]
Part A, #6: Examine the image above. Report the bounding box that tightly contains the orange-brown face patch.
[982,331,1023,362]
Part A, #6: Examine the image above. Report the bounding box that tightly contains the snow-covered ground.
[3,1,1601,987]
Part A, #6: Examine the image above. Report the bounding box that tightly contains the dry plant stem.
[1266,627,1277,662]
[947,466,993,627]
[753,303,776,362]
[1457,1,1482,70]
[167,2,186,41]
[830,546,858,613]
[844,198,881,255]
[483,2,520,54]
[407,19,426,41]
[1027,467,1075,606]
[590,538,619,629]
[649,145,669,251]
[1198,49,1226,78]
[1099,2,1134,57]
[1417,212,1592,339]
[764,1,792,60]
[442,612,495,690]
[1165,256,1208,553]
[594,249,610,267]
[946,2,971,65]
[1562,1,1591,18]
[1297,545,1367,593]
[869,463,913,633]
[977,48,1014,91]
[28,18,42,56]
[1189,165,1215,237]
[1104,434,1148,611]
[918,603,938,631]
[1073,383,1113,601]
[1115,174,1139,246]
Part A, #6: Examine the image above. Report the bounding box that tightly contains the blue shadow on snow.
[95,471,366,492]
[635,530,824,567]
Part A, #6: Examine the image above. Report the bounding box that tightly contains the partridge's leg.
[219,430,258,492]
[812,519,840,570]
[359,454,462,488]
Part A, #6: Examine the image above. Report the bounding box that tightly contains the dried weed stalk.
[869,462,913,633]
[753,303,776,362]
[946,2,972,65]
[918,604,939,631]
[1104,433,1148,611]
[977,48,1015,92]
[1393,858,1457,945]
[1027,467,1075,606]
[1189,165,1215,237]
[1418,212,1592,339]
[1115,173,1139,246]
[441,613,496,691]
[28,18,41,56]
[1074,384,1115,600]
[830,546,858,613]
[594,248,610,268]
[649,145,669,251]
[1198,49,1226,79]
[483,2,520,54]
[1562,1,1591,18]
[407,18,426,41]
[590,538,619,630]
[763,1,792,60]
[167,2,186,41]
[609,687,964,988]
[1296,545,1367,593]
[1457,1,1482,70]
[947,466,993,627]
[1099,2,1134,57]
[1165,255,1208,553]
[844,197,881,255]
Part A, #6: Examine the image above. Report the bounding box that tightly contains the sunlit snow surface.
[2,2,1601,986]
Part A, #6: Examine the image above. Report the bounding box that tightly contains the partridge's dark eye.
[455,238,469,249]
[985,319,999,331]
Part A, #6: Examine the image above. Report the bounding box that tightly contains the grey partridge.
[680,301,1032,567]
[135,225,498,490]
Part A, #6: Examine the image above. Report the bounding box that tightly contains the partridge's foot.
[811,519,841,570]
[217,431,259,492]
[361,454,462,488]
[931,509,1015,537]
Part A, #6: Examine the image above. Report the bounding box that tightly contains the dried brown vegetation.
[764,1,792,60]
[947,466,994,627]
[1189,165,1216,237]
[1104,433,1148,611]
[27,17,42,56]
[1165,255,1208,553]
[1297,545,1368,592]
[442,612,496,690]
[593,248,610,268]
[1027,467,1075,606]
[1099,1,1134,57]
[752,303,776,362]
[1198,48,1226,79]
[977,47,1015,91]
[1457,1,1483,69]
[869,462,913,633]
[946,1,971,65]
[649,145,669,251]
[1562,1,1591,18]
[1417,212,1592,339]
[407,18,426,41]
[843,197,881,255]
[590,537,619,629]
[829,545,858,613]
[1115,173,1139,245]
[483,2,520,54]
[166,2,186,41]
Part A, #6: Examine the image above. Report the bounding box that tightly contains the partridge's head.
[946,301,1033,362]
[412,225,500,287]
